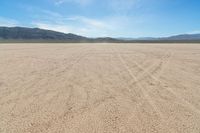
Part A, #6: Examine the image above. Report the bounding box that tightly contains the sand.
[0,43,200,133]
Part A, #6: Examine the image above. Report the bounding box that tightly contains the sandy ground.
[0,43,200,133]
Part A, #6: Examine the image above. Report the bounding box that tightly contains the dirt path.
[0,43,200,133]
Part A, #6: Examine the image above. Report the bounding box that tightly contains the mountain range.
[0,26,200,43]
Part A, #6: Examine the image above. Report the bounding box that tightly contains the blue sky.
[0,0,200,37]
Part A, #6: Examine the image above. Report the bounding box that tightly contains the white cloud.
[30,9,113,36]
[32,22,71,33]
[110,0,140,13]
[187,30,200,34]
[33,22,97,37]
[68,16,109,29]
[29,8,143,37]
[32,15,135,37]
[28,1,145,37]
[42,10,63,18]
[0,17,19,27]
[54,0,93,6]
[54,0,141,12]
[32,16,112,37]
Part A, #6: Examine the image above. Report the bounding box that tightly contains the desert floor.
[0,43,200,133]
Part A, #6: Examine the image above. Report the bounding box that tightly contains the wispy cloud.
[24,1,145,37]
[32,15,136,37]
[68,16,109,29]
[0,17,19,27]
[187,30,200,34]
[110,0,141,14]
[54,0,141,11]
[32,15,113,37]
[54,0,93,6]
[27,7,110,36]
[29,7,145,37]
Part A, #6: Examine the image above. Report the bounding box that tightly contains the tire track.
[116,53,165,118]
[112,48,179,133]
[126,51,172,86]
[111,48,166,117]
[0,46,86,104]
[130,52,200,115]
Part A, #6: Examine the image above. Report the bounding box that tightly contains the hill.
[0,26,200,43]
[164,34,200,40]
[0,27,88,42]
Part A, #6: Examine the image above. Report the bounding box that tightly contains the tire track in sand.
[126,51,172,86]
[111,48,165,118]
[130,52,200,115]
[112,48,179,133]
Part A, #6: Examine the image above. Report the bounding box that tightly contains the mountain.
[125,34,200,41]
[120,34,200,43]
[92,37,121,43]
[0,26,200,43]
[0,26,122,43]
[164,34,200,40]
[118,34,200,42]
[117,37,135,41]
[0,27,88,42]
[135,34,200,41]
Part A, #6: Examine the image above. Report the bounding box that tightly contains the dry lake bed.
[0,43,200,133]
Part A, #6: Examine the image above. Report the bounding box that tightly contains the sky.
[0,0,200,37]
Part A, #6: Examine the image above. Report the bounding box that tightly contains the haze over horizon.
[0,0,200,38]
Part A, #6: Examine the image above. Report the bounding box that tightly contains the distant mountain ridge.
[164,34,200,40]
[119,34,200,41]
[0,26,200,43]
[0,27,88,41]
